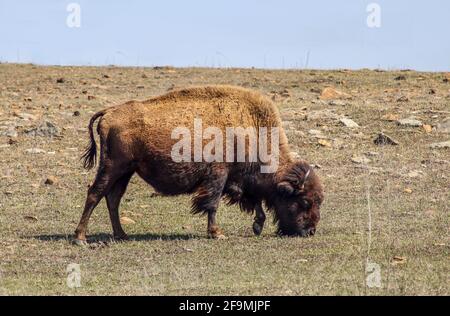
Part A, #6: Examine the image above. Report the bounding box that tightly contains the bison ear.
[277,181,295,196]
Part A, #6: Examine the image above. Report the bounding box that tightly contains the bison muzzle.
[74,85,323,244]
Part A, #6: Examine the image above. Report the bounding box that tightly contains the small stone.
[319,87,351,100]
[351,155,371,164]
[404,188,413,194]
[45,176,58,185]
[120,216,136,225]
[340,117,359,128]
[422,124,432,133]
[394,75,406,81]
[382,113,399,122]
[397,118,423,127]
[102,74,110,78]
[24,215,38,222]
[56,78,65,83]
[25,120,60,137]
[407,170,421,178]
[13,111,38,121]
[25,148,46,154]
[396,96,409,102]
[374,133,399,146]
[429,141,450,149]
[87,95,96,100]
[73,110,81,117]
[318,139,332,147]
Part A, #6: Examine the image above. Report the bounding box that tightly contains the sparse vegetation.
[0,64,448,295]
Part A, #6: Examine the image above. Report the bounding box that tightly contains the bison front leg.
[252,202,266,236]
[191,167,228,240]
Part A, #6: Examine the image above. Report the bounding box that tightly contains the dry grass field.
[0,63,448,295]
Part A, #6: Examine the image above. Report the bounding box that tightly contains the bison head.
[271,161,323,237]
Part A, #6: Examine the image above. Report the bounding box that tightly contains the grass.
[0,64,448,295]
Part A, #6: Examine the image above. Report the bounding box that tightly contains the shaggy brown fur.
[75,85,323,244]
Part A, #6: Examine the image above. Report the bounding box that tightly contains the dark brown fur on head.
[267,161,324,237]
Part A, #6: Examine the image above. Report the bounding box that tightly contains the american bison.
[74,85,323,245]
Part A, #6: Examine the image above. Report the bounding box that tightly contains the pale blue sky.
[0,0,449,71]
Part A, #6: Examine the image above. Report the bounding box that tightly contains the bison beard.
[74,85,323,245]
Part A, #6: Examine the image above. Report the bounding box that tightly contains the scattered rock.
[340,117,359,128]
[407,170,421,178]
[382,113,399,122]
[429,141,450,149]
[0,126,18,138]
[404,188,413,194]
[45,176,58,185]
[102,74,110,79]
[307,109,340,121]
[317,139,332,148]
[120,216,136,225]
[374,133,399,146]
[397,118,423,127]
[351,154,371,164]
[73,110,81,117]
[319,87,351,100]
[25,148,46,154]
[141,74,148,79]
[396,96,409,102]
[13,111,38,121]
[87,95,96,100]
[25,120,60,137]
[436,118,450,133]
[56,78,65,83]
[308,129,324,138]
[24,215,38,222]
[391,256,407,266]
[422,124,432,133]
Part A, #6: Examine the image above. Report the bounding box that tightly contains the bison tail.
[81,110,106,170]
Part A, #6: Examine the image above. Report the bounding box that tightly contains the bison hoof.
[73,238,88,247]
[208,231,227,240]
[252,222,264,236]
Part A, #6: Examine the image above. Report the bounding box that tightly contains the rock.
[328,100,348,106]
[87,95,96,100]
[394,75,406,81]
[374,133,399,146]
[0,126,18,138]
[422,124,432,133]
[73,110,81,117]
[308,129,324,137]
[25,148,46,154]
[382,113,399,122]
[102,74,110,78]
[397,118,423,127]
[56,78,65,83]
[25,120,60,137]
[391,256,407,266]
[307,109,339,121]
[429,141,450,149]
[45,176,58,185]
[120,216,136,225]
[318,139,332,147]
[407,170,421,178]
[436,118,450,133]
[340,117,359,128]
[24,215,38,222]
[319,87,351,100]
[351,154,371,164]
[396,96,409,102]
[403,188,413,194]
[13,112,38,121]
